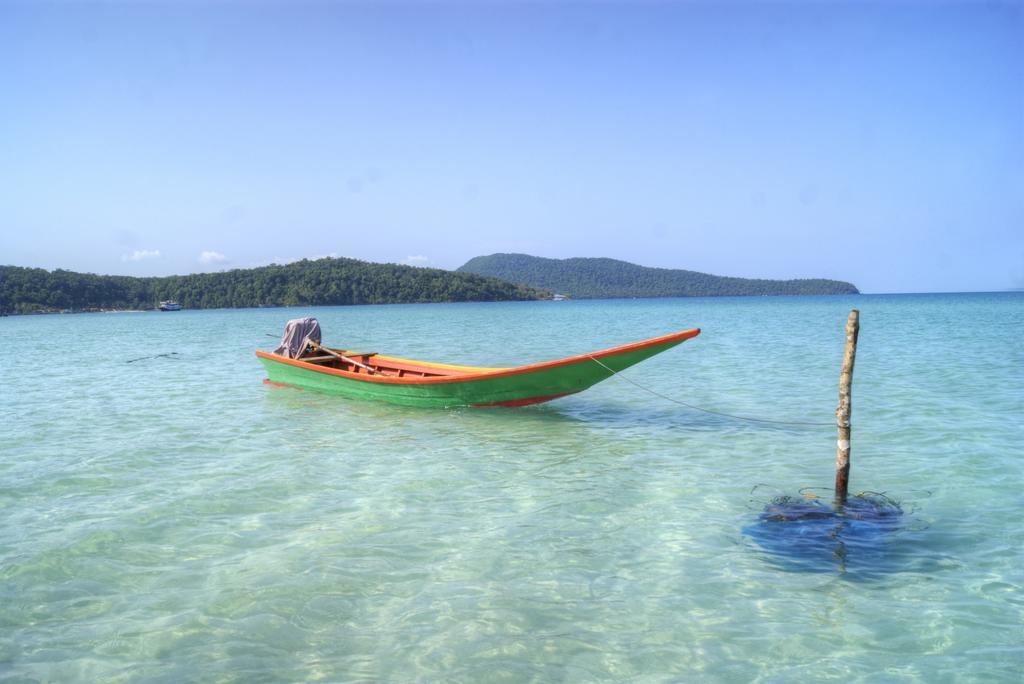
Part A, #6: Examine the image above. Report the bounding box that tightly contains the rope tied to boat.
[126,352,181,363]
[586,354,835,427]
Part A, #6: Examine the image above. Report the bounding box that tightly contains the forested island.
[458,253,859,298]
[0,258,548,314]
[0,251,861,315]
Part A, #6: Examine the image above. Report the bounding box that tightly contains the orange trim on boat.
[365,354,504,374]
[254,328,701,386]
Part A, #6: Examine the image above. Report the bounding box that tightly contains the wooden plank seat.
[338,351,377,359]
[298,351,377,364]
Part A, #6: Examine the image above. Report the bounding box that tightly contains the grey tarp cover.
[274,317,322,359]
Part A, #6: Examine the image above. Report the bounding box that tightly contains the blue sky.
[1,1,1021,293]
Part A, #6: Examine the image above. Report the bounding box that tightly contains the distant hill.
[457,253,859,298]
[0,257,548,314]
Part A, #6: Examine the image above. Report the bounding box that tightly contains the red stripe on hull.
[263,379,303,390]
[473,391,580,408]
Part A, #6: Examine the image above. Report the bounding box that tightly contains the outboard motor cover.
[273,317,322,359]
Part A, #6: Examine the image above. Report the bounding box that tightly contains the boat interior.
[293,347,499,379]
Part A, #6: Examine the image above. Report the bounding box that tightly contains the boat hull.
[256,328,699,408]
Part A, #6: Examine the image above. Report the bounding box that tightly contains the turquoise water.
[2,293,1021,681]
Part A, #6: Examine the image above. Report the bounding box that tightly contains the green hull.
[257,329,699,408]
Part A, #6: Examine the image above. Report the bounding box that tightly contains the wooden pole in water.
[835,309,860,505]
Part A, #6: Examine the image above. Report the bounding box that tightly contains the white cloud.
[198,250,227,265]
[121,249,161,262]
[403,255,429,265]
[251,252,340,268]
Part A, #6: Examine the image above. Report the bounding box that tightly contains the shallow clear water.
[2,293,1021,682]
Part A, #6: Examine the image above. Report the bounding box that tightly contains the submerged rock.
[745,492,907,577]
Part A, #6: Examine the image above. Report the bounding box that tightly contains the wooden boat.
[256,328,700,408]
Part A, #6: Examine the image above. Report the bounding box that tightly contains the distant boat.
[159,301,182,311]
[256,328,700,408]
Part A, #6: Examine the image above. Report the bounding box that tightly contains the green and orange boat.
[256,327,700,408]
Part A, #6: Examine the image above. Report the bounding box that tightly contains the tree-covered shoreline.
[0,258,549,314]
[458,253,859,298]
